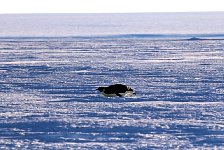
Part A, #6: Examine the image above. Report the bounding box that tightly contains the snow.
[0,37,224,149]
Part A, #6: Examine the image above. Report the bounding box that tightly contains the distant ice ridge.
[1,34,224,41]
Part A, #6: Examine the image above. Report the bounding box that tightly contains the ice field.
[0,36,224,149]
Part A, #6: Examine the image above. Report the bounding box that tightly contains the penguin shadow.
[49,94,141,103]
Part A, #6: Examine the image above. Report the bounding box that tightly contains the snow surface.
[0,37,224,149]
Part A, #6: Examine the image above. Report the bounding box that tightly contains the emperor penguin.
[96,84,136,97]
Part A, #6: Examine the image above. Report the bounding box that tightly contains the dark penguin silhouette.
[96,84,136,97]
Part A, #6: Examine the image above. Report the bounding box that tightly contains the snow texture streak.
[0,37,224,149]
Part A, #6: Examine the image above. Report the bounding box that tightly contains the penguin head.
[96,87,105,92]
[127,87,134,92]
[127,87,136,95]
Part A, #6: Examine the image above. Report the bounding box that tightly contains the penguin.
[96,84,136,97]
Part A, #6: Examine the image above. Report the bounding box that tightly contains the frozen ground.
[0,37,224,149]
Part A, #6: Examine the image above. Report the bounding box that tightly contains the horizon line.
[1,11,224,15]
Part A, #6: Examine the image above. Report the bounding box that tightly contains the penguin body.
[97,84,135,97]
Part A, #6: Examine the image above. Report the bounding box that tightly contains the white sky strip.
[0,0,224,13]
